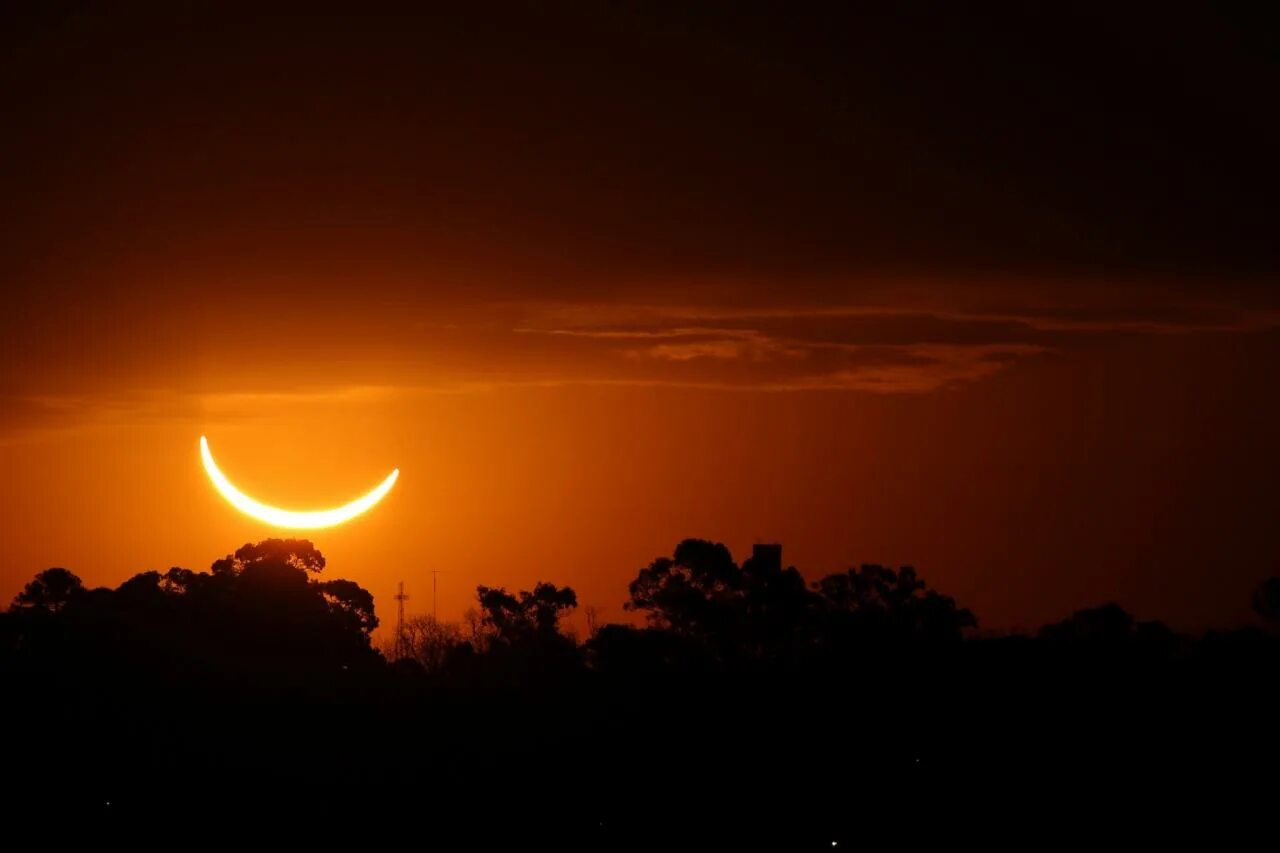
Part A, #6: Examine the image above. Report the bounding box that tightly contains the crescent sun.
[199,435,399,529]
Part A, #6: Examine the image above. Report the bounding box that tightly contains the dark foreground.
[5,655,1275,844]
[3,539,1277,843]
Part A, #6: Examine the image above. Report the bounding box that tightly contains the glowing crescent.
[200,435,399,529]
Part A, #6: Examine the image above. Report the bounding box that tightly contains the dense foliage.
[3,537,1277,841]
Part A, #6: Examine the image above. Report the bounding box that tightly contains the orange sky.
[3,6,1279,632]
[4,295,1278,632]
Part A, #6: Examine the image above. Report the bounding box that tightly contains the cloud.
[521,300,1280,337]
[0,385,412,446]
[619,328,809,363]
[756,344,1046,392]
[5,291,1275,442]
[509,296,1279,394]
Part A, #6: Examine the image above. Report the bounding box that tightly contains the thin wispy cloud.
[6,293,1275,441]
[507,296,1278,395]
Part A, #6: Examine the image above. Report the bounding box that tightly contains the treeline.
[387,539,981,681]
[2,538,1278,839]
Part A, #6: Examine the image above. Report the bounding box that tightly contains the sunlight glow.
[199,435,399,529]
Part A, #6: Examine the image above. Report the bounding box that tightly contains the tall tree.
[11,568,84,613]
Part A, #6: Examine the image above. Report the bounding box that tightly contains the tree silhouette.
[1031,602,1183,680]
[475,585,525,642]
[11,567,84,612]
[115,569,164,604]
[1252,577,1280,627]
[625,538,744,637]
[1,539,381,678]
[381,614,466,672]
[161,566,202,594]
[227,537,327,577]
[522,582,578,636]
[460,581,582,685]
[1,533,1276,834]
[814,564,976,648]
[622,541,978,670]
[476,581,577,645]
[739,545,816,661]
[318,579,379,635]
[1037,602,1136,645]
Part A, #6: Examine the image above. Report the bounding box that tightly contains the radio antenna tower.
[393,581,410,661]
[429,570,451,621]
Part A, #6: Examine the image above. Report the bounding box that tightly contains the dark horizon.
[5,534,1278,838]
[13,534,1280,639]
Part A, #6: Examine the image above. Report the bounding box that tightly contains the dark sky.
[5,3,1278,285]
[2,3,1278,630]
